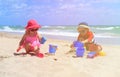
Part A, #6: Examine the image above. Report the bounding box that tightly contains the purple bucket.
[73,41,84,48]
[76,48,85,57]
[87,52,96,58]
[49,44,57,54]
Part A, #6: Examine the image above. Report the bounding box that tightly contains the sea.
[0,25,120,45]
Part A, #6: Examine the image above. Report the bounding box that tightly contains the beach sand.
[0,32,120,77]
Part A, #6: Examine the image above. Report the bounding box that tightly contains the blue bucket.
[40,37,46,44]
[73,41,84,48]
[76,48,85,57]
[49,44,57,54]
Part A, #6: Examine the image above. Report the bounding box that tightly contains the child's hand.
[17,46,23,52]
[81,39,88,43]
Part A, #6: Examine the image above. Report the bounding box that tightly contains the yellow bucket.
[98,51,106,56]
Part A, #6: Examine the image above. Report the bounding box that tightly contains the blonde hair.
[24,29,39,37]
[25,29,30,35]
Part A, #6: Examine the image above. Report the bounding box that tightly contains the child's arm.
[37,33,42,41]
[19,34,26,46]
[81,39,89,43]
[82,31,94,43]
[16,34,26,52]
[77,34,84,41]
[37,33,47,44]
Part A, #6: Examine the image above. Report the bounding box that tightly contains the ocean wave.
[56,26,65,29]
[3,26,13,31]
[95,27,114,30]
[39,31,78,37]
[94,34,118,38]
[42,26,66,31]
[42,25,51,28]
[42,25,65,28]
[0,25,120,38]
[39,30,120,38]
[0,26,24,33]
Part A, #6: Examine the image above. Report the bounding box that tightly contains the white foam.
[0,25,120,39]
[96,27,114,30]
[3,26,13,31]
[39,31,78,37]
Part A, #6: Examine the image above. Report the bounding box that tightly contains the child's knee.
[85,43,102,52]
[97,45,102,51]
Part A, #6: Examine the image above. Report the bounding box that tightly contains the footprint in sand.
[0,56,11,61]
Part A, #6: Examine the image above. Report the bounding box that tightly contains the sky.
[0,0,120,26]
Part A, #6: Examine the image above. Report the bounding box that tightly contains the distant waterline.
[0,25,120,38]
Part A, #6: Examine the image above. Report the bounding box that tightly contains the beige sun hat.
[78,24,90,29]
[77,22,90,32]
[77,22,90,29]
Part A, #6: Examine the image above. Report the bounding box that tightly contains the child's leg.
[25,44,40,55]
[34,46,44,58]
[24,43,31,53]
[96,45,102,53]
[85,43,101,56]
[24,43,35,53]
[34,46,40,54]
[98,45,102,51]
[84,43,91,51]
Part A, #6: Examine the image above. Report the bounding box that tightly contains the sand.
[0,32,120,77]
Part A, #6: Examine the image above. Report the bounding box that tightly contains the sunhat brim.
[78,25,90,29]
[25,25,41,29]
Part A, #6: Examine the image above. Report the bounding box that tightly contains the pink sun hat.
[25,19,41,29]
